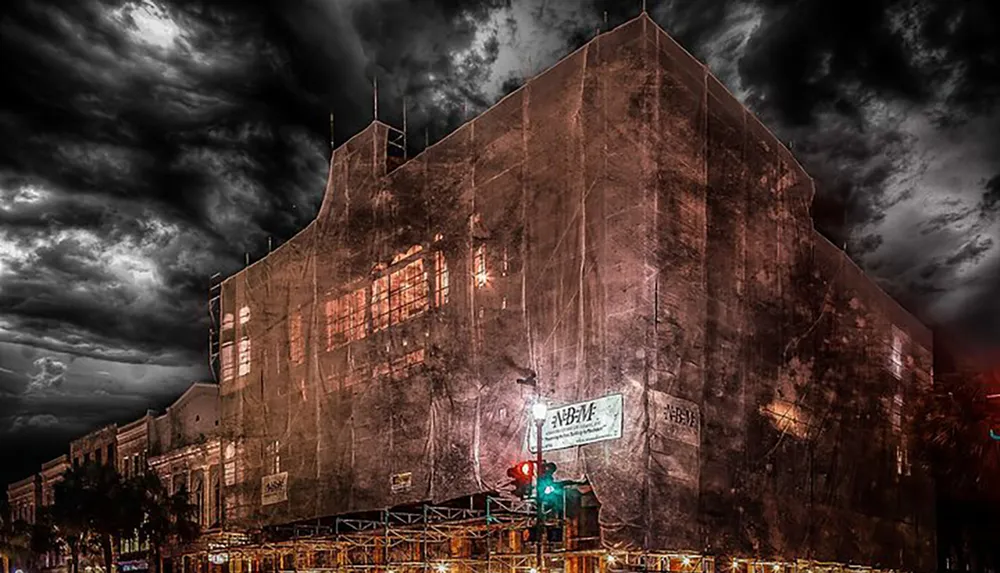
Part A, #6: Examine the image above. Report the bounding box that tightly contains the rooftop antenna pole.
[268,236,272,253]
[329,112,335,151]
[604,11,608,26]
[244,253,249,267]
[641,0,646,13]
[402,96,408,160]
[425,128,429,150]
[373,76,379,121]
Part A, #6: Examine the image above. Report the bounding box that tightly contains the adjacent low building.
[117,411,156,479]
[70,424,118,469]
[39,454,71,573]
[6,474,40,524]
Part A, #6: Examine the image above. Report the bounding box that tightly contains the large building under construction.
[214,12,934,573]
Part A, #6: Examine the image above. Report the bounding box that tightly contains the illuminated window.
[238,337,251,377]
[890,391,904,431]
[390,259,428,324]
[223,443,236,486]
[289,312,304,365]
[239,306,251,325]
[501,247,509,277]
[265,440,281,474]
[889,326,905,379]
[372,275,391,332]
[222,313,234,331]
[325,289,367,349]
[221,342,235,381]
[474,245,488,287]
[434,251,449,306]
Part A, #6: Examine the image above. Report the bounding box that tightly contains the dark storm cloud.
[982,174,1000,216]
[0,0,513,372]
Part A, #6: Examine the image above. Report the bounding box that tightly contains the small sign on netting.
[261,471,288,505]
[528,393,624,453]
[390,471,413,493]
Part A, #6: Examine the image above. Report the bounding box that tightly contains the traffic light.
[506,461,535,499]
[537,461,562,509]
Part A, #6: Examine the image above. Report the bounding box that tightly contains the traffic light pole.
[535,417,544,573]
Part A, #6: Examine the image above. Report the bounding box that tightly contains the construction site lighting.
[437,564,448,573]
[682,557,691,566]
[606,555,617,564]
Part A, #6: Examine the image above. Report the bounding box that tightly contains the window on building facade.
[221,342,235,381]
[889,326,905,379]
[501,246,509,277]
[390,259,428,324]
[193,476,204,527]
[889,385,911,476]
[474,244,488,287]
[266,440,281,474]
[224,443,236,486]
[434,251,449,307]
[325,289,367,349]
[239,306,251,325]
[289,312,304,365]
[372,274,391,332]
[238,337,251,377]
[222,312,234,331]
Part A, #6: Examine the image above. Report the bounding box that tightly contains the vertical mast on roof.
[402,97,408,160]
[329,112,335,152]
[374,76,379,121]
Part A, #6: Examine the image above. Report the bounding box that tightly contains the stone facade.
[117,412,156,479]
[6,474,40,524]
[69,424,118,469]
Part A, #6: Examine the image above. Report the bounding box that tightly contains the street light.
[532,401,548,422]
[532,400,547,573]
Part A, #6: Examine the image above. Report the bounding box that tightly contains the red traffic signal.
[513,461,534,478]
[506,461,535,499]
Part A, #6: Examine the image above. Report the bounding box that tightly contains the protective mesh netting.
[217,15,934,571]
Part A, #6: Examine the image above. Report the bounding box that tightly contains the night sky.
[1,0,998,485]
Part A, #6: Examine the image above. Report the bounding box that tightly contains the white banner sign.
[528,394,623,453]
[261,472,288,506]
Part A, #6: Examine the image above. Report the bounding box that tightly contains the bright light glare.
[532,401,548,421]
[606,555,617,564]
[543,485,555,495]
[437,565,448,573]
[682,558,691,566]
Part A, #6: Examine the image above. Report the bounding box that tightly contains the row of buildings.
[6,9,961,573]
[6,383,220,573]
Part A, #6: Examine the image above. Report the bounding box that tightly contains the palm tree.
[129,469,199,573]
[51,465,94,573]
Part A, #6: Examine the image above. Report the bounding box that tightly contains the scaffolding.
[172,494,713,573]
[208,272,223,383]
